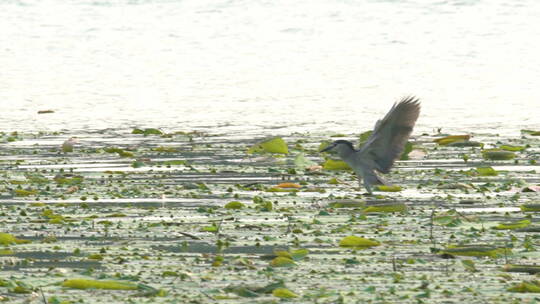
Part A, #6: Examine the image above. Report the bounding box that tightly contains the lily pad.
[339,236,380,249]
[0,233,30,245]
[322,159,351,170]
[475,167,498,176]
[508,281,540,293]
[270,257,296,267]
[61,279,138,290]
[247,137,288,154]
[434,135,470,145]
[503,265,540,274]
[272,288,298,298]
[482,149,515,160]
[493,219,531,230]
[442,246,511,258]
[499,145,526,152]
[374,185,402,192]
[224,201,245,210]
[363,203,407,213]
[520,204,540,212]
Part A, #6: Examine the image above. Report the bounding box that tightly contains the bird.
[320,96,420,194]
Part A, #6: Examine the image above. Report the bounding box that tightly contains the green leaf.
[374,185,402,192]
[499,145,526,152]
[442,246,511,258]
[224,201,245,210]
[339,236,380,249]
[494,219,531,230]
[475,167,498,176]
[247,137,288,154]
[269,257,296,267]
[520,204,540,212]
[508,281,540,293]
[482,149,515,160]
[322,159,351,170]
[290,248,309,261]
[272,288,298,298]
[434,135,470,145]
[363,203,407,213]
[61,279,138,290]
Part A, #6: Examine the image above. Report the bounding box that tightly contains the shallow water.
[1,0,540,135]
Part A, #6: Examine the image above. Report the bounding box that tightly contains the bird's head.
[320,140,355,154]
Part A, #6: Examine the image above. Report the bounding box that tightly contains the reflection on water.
[1,0,539,134]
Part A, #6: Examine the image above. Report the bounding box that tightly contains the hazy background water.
[1,0,539,136]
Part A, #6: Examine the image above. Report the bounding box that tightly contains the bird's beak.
[320,144,335,153]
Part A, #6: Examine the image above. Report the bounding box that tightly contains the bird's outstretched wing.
[358,96,420,174]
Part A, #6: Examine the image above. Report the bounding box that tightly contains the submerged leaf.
[247,137,288,154]
[339,236,380,249]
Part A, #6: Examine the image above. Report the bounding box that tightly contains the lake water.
[1,0,539,136]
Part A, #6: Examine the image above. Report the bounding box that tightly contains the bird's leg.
[358,177,373,195]
[364,178,373,195]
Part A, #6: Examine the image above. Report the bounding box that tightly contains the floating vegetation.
[434,135,470,145]
[61,279,138,290]
[339,236,380,249]
[482,149,515,160]
[363,202,407,213]
[442,246,511,258]
[503,265,540,274]
[474,167,498,176]
[374,185,402,192]
[0,233,30,245]
[272,288,299,298]
[247,137,288,154]
[507,281,540,293]
[322,159,351,170]
[0,129,538,303]
[499,145,526,152]
[224,201,245,209]
[493,219,531,230]
[520,204,540,212]
[132,128,163,136]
